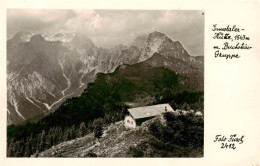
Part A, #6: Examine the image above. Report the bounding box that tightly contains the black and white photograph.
[6,9,205,157]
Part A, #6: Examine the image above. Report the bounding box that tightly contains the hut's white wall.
[124,115,136,128]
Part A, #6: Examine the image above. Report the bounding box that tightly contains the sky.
[7,9,204,56]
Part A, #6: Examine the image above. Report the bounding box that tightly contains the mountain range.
[7,31,203,124]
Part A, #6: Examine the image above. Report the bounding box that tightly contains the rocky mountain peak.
[7,30,202,124]
[30,34,45,42]
[11,31,34,42]
[42,32,76,42]
[72,33,95,49]
[147,31,169,41]
[132,34,148,48]
[144,31,173,56]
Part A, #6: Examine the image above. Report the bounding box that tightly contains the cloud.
[7,9,204,55]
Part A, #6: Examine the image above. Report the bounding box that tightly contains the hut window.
[127,120,130,123]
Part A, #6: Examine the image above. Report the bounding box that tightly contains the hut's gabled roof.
[127,103,174,120]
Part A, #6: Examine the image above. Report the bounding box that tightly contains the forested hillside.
[7,53,203,157]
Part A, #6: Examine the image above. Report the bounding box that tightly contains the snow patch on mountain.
[25,96,41,109]
[59,54,72,96]
[10,96,25,120]
[42,91,74,111]
[43,33,76,42]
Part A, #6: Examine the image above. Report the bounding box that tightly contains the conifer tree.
[39,130,46,152]
[78,122,87,137]
[93,118,104,140]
